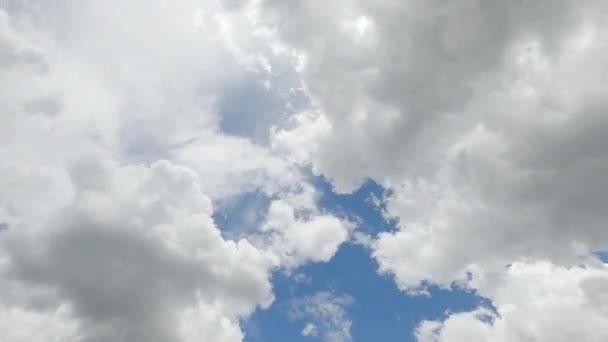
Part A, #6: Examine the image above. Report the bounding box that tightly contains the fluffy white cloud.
[0,2,350,341]
[416,261,608,342]
[174,134,306,199]
[262,198,351,267]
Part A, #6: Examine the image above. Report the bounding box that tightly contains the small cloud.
[351,231,372,248]
[289,291,354,342]
[301,323,317,337]
[293,272,311,284]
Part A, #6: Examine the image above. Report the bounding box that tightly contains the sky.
[1,1,608,342]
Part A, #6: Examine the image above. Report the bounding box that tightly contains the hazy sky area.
[1,1,608,341]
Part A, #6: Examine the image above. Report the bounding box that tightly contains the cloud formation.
[416,261,608,342]
[1,159,273,342]
[262,0,608,339]
[0,1,349,340]
[3,0,608,340]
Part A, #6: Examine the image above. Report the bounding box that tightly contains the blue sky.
[244,245,486,342]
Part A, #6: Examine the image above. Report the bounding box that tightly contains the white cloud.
[0,2,350,341]
[416,261,608,342]
[301,322,318,337]
[174,134,306,200]
[262,198,351,268]
[0,305,80,342]
[290,291,354,342]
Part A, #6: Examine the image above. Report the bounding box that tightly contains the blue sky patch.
[245,243,487,342]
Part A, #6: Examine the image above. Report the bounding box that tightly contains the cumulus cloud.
[416,261,608,342]
[372,26,608,290]
[258,0,608,339]
[5,0,608,340]
[265,0,608,189]
[0,158,274,341]
[261,198,351,267]
[0,2,350,341]
[263,0,608,284]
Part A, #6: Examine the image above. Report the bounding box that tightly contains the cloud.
[373,35,608,289]
[0,2,350,341]
[289,291,354,342]
[262,0,608,285]
[0,304,80,342]
[5,0,608,340]
[261,197,351,267]
[301,322,318,337]
[258,0,608,339]
[0,158,274,342]
[416,261,608,342]
[265,0,607,190]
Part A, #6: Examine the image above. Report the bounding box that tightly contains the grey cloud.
[0,159,274,342]
[264,0,608,287]
[6,221,210,342]
[265,0,607,189]
[22,91,64,116]
[0,9,48,73]
[264,2,608,339]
